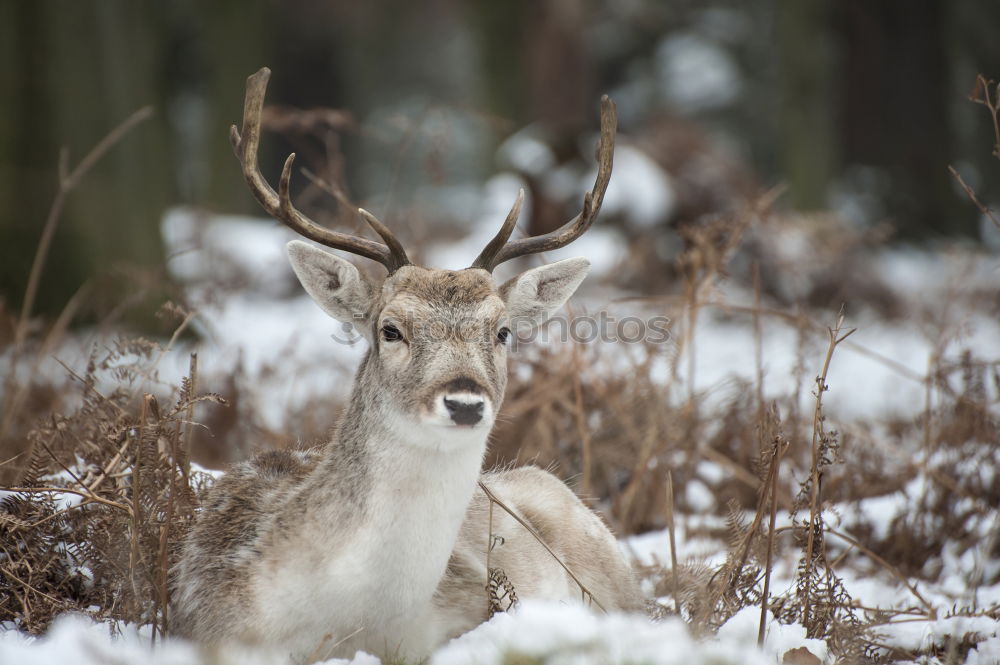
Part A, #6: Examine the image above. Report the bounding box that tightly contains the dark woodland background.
[2,0,999,325]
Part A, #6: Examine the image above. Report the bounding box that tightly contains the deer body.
[171,67,639,663]
[426,466,644,644]
[174,417,487,659]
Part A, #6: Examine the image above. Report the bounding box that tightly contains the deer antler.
[471,96,617,272]
[229,67,410,273]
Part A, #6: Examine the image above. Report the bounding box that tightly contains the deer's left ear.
[500,257,590,329]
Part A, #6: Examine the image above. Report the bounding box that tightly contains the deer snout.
[437,377,492,427]
[443,396,485,426]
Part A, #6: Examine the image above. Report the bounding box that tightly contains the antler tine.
[358,208,411,272]
[470,189,524,270]
[232,67,407,271]
[473,96,617,272]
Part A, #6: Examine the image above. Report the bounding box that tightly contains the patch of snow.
[497,125,556,177]
[538,227,630,279]
[0,604,828,665]
[0,614,200,665]
[624,515,729,569]
[432,600,780,665]
[593,144,676,229]
[879,614,1000,657]
[685,479,716,512]
[967,633,1000,665]
[190,462,224,480]
[656,34,741,112]
[162,207,294,298]
[0,614,382,665]
[716,606,827,664]
[695,460,726,485]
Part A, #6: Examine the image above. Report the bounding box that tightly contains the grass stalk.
[801,312,855,627]
[758,438,786,646]
[665,471,681,615]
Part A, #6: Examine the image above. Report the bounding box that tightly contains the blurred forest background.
[1,0,999,325]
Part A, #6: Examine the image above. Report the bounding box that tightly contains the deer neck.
[254,353,493,658]
[296,351,490,602]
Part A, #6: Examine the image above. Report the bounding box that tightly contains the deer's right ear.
[287,240,375,337]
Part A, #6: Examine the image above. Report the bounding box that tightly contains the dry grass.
[6,204,994,660]
[2,82,999,664]
[0,338,223,636]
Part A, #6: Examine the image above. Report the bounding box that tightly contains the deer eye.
[496,327,511,345]
[381,324,403,342]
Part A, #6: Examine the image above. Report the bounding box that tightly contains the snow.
[595,144,676,229]
[0,613,380,665]
[497,125,557,177]
[433,600,803,665]
[0,615,201,665]
[717,606,828,664]
[685,478,716,512]
[880,615,1000,657]
[161,207,294,297]
[0,602,828,665]
[656,33,741,112]
[624,512,730,570]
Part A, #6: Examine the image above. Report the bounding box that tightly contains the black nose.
[444,398,484,426]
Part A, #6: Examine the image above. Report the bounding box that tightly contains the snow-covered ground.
[4,535,996,665]
[2,207,998,664]
[0,601,831,665]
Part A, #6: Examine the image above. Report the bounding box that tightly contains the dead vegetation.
[1,79,999,664]
[0,340,222,636]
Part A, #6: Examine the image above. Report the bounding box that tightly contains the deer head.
[229,68,615,436]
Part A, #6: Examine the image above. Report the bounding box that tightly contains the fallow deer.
[171,67,642,663]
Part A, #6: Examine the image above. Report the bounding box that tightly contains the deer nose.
[443,396,485,426]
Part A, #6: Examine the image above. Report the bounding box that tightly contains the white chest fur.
[250,427,486,661]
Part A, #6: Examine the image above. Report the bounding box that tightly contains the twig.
[87,437,132,496]
[758,437,786,647]
[128,394,155,620]
[665,471,681,615]
[24,499,97,529]
[300,165,359,216]
[728,437,787,594]
[3,487,129,513]
[156,488,174,641]
[571,347,593,496]
[752,262,764,416]
[970,74,1000,160]
[485,491,494,616]
[128,309,197,403]
[825,528,935,616]
[801,311,855,626]
[53,358,128,417]
[35,438,88,490]
[182,353,198,484]
[304,625,365,664]
[699,444,793,511]
[478,480,606,612]
[948,165,1000,231]
[13,106,154,354]
[3,567,66,606]
[773,524,936,617]
[624,297,925,384]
